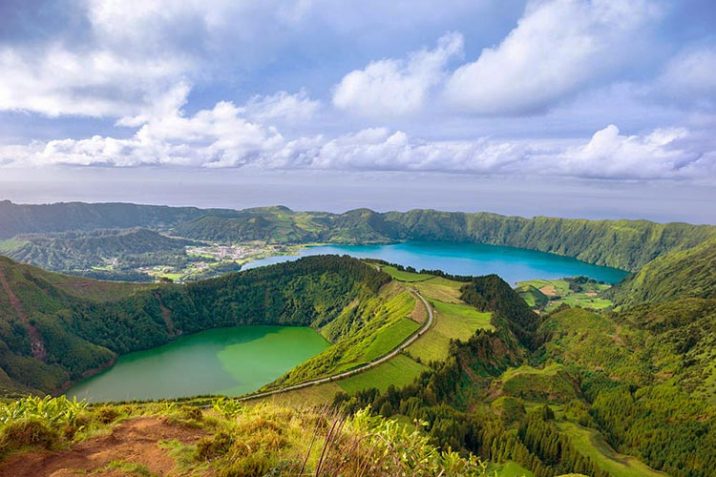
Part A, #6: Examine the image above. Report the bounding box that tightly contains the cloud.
[549,124,712,179]
[3,99,283,168]
[0,44,188,117]
[655,46,716,109]
[333,32,463,117]
[0,0,319,119]
[239,90,320,124]
[444,0,660,115]
[2,99,713,182]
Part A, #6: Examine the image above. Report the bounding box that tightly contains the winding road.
[237,289,434,401]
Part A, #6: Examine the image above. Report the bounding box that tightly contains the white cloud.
[0,0,316,119]
[656,46,716,109]
[239,90,320,124]
[444,0,659,115]
[2,99,283,168]
[545,124,712,180]
[3,105,713,182]
[0,44,188,117]
[333,32,463,117]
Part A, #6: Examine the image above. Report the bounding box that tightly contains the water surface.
[67,326,329,402]
[245,241,628,285]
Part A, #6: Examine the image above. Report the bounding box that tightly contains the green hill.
[3,228,196,273]
[610,238,716,306]
[0,200,218,238]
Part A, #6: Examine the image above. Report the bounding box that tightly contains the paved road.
[237,290,434,402]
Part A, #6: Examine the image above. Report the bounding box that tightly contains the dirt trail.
[0,264,47,360]
[0,417,207,477]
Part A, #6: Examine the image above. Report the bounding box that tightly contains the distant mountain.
[0,200,228,238]
[177,207,716,271]
[2,200,715,271]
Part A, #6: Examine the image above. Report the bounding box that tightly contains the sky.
[0,0,715,223]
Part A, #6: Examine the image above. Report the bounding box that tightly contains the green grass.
[490,461,534,477]
[101,460,156,477]
[381,265,432,282]
[269,288,419,388]
[361,317,421,362]
[339,354,428,394]
[557,421,667,477]
[498,364,579,403]
[514,284,548,309]
[516,278,613,312]
[408,300,493,363]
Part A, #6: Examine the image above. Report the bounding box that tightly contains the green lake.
[66,326,329,402]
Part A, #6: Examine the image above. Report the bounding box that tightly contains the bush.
[220,451,274,477]
[196,432,233,461]
[95,406,120,424]
[0,418,58,452]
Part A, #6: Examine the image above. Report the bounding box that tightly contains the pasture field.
[338,354,428,394]
[517,278,613,312]
[380,265,433,282]
[557,421,668,477]
[407,299,493,363]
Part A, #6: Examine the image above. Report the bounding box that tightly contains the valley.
[0,201,715,477]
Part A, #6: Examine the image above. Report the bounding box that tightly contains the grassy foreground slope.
[0,395,510,477]
[0,255,390,394]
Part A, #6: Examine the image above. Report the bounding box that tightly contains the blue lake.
[245,241,629,285]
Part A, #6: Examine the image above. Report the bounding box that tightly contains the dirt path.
[0,264,47,360]
[0,417,206,477]
[238,289,434,401]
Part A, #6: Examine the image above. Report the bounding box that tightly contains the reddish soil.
[0,417,207,477]
[0,265,47,361]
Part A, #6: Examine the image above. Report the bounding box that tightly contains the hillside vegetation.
[4,228,197,280]
[1,203,716,476]
[0,200,214,238]
[610,238,716,306]
[330,266,715,477]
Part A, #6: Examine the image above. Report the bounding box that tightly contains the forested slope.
[610,238,716,306]
[6,229,196,272]
[333,263,716,477]
[0,200,225,238]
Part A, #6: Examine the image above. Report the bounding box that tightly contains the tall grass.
[0,395,87,428]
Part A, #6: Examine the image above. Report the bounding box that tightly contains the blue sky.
[0,0,714,221]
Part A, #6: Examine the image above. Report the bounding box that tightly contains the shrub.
[95,406,120,424]
[196,432,233,461]
[0,418,58,452]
